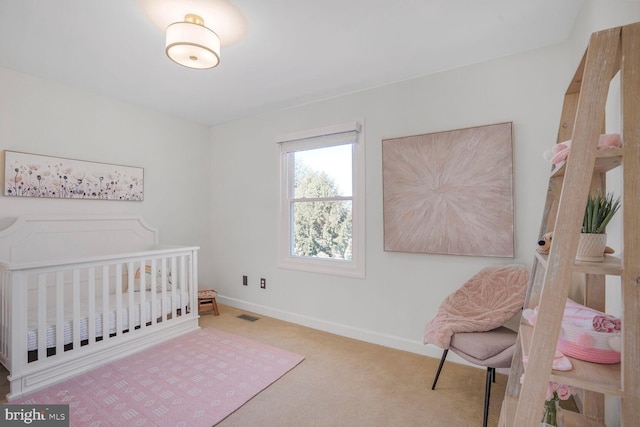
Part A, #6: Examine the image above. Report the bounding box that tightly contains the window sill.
[278,256,364,278]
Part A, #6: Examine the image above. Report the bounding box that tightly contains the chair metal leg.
[483,367,494,427]
[431,349,449,390]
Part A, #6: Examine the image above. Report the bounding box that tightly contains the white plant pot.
[576,233,607,262]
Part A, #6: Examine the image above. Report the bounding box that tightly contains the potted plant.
[577,192,621,261]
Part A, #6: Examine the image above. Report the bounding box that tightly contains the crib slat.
[161,258,168,323]
[180,255,186,318]
[9,272,28,370]
[88,268,96,345]
[55,272,64,357]
[37,274,47,362]
[102,265,109,341]
[72,270,80,349]
[150,259,157,326]
[116,264,123,337]
[171,256,177,319]
[139,260,146,331]
[192,253,197,317]
[128,262,135,332]
[187,254,191,316]
[0,271,7,362]
[99,265,114,340]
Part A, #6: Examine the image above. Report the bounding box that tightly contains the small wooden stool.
[197,289,219,315]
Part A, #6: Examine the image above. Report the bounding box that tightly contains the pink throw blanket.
[423,264,530,349]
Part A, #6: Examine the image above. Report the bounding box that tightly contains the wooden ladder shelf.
[499,22,640,427]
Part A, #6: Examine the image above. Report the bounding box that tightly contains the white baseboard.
[216,295,477,368]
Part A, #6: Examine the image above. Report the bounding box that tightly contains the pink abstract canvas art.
[382,122,514,257]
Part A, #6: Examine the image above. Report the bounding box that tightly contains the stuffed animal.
[536,231,614,255]
[536,231,554,254]
[543,133,622,167]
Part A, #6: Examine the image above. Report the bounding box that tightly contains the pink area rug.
[13,328,305,426]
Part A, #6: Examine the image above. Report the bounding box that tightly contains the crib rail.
[0,245,199,400]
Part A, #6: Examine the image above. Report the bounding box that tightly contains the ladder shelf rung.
[535,252,622,276]
[550,148,622,178]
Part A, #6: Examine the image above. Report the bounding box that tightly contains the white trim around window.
[277,120,365,278]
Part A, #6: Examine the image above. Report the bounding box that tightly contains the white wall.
[0,67,214,283]
[209,40,572,359]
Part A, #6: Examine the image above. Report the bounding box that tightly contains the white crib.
[0,215,200,401]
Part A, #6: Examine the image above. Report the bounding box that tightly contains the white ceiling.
[0,0,584,127]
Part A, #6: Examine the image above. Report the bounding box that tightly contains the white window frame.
[277,120,365,278]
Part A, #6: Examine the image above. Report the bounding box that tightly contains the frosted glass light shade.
[166,15,220,69]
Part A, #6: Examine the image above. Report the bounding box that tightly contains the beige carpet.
[0,304,508,426]
[203,305,507,427]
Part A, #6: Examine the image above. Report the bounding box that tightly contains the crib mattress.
[27,291,188,352]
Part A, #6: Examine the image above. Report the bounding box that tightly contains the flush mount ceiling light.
[166,13,220,69]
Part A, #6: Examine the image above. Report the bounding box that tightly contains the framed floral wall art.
[3,151,144,201]
[382,122,514,257]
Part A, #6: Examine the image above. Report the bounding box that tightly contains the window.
[277,121,365,277]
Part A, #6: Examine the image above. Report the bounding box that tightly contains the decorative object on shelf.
[540,382,576,427]
[537,230,614,257]
[518,376,575,427]
[523,299,622,364]
[576,192,620,261]
[382,122,514,257]
[523,350,573,371]
[541,397,561,427]
[536,231,554,254]
[3,150,144,201]
[576,233,608,261]
[582,192,620,233]
[559,299,622,364]
[542,133,622,170]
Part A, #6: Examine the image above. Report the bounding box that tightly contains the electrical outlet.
[260,278,266,289]
[242,275,248,286]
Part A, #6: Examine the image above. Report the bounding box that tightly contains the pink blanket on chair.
[423,264,530,349]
